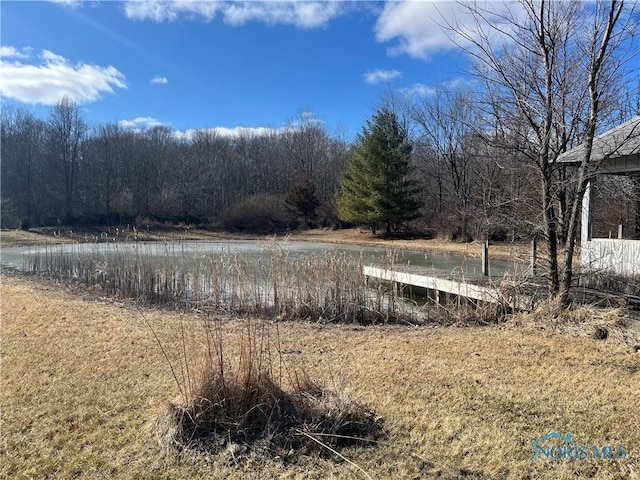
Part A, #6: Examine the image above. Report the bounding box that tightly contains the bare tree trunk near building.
[452,0,638,302]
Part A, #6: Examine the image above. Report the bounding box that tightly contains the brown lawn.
[1,274,638,479]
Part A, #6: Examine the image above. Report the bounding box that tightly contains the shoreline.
[0,227,533,262]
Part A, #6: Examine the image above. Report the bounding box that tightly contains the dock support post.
[530,238,537,275]
[618,224,623,239]
[482,241,489,277]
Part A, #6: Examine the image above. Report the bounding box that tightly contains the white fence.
[581,239,640,277]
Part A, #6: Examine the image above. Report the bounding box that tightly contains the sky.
[1,1,517,139]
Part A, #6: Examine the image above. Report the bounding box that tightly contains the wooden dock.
[363,266,535,311]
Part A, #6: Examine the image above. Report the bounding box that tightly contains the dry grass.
[149,315,383,458]
[509,300,640,348]
[2,274,639,479]
[0,229,71,247]
[0,227,260,248]
[0,227,531,261]
[20,243,412,324]
[285,228,533,262]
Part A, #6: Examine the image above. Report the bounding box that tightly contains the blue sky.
[1,1,492,139]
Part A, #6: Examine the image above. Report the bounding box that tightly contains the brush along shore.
[2,274,639,479]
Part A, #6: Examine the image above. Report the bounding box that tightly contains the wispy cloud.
[123,1,344,29]
[363,69,402,85]
[41,49,66,64]
[118,116,167,129]
[401,83,436,98]
[48,0,83,7]
[120,120,310,139]
[150,75,168,85]
[0,47,127,105]
[0,46,31,59]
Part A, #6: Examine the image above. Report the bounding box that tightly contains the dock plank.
[363,266,533,311]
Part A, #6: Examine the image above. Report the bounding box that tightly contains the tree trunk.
[542,172,560,295]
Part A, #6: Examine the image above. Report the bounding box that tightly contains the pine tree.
[336,109,420,234]
[285,176,319,227]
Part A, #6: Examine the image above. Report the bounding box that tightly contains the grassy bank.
[0,227,532,262]
[286,228,534,263]
[2,274,638,479]
[0,227,260,248]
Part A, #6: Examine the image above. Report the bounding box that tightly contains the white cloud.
[222,1,343,28]
[363,68,402,85]
[49,0,84,8]
[0,47,127,105]
[401,83,436,98]
[123,1,344,28]
[150,75,168,85]
[176,126,282,140]
[124,0,214,22]
[49,0,82,6]
[0,46,31,59]
[400,78,474,99]
[118,118,285,138]
[374,1,523,60]
[41,49,66,64]
[375,1,459,59]
[118,116,168,129]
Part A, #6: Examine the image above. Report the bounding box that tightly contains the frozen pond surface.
[0,239,517,276]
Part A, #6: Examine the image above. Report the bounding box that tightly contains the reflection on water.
[0,239,517,275]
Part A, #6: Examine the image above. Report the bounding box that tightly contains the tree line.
[1,102,349,232]
[3,88,636,242]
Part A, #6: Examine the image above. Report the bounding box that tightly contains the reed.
[23,242,416,324]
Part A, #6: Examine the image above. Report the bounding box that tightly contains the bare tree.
[1,100,351,231]
[82,123,137,220]
[412,87,479,240]
[1,107,48,226]
[47,96,87,224]
[454,0,638,301]
[190,129,231,213]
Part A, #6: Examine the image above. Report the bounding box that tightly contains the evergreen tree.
[285,176,319,227]
[336,109,420,234]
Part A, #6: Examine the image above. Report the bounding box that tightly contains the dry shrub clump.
[432,300,508,326]
[509,299,640,348]
[149,315,383,461]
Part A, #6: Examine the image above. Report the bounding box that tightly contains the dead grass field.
[0,227,260,248]
[2,274,639,479]
[0,229,72,247]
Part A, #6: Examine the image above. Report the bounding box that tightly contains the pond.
[0,240,522,323]
[0,239,517,276]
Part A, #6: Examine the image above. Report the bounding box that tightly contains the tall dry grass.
[147,312,383,460]
[23,242,417,324]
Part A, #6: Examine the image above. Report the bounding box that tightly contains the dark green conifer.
[336,109,420,234]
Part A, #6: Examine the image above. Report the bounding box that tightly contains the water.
[0,239,517,276]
